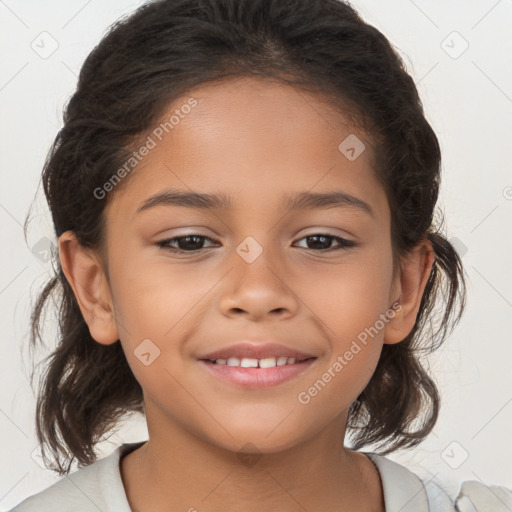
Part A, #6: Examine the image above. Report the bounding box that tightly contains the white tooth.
[259,357,277,368]
[240,358,258,368]
[222,356,297,367]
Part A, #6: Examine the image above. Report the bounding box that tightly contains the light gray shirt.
[8,441,512,511]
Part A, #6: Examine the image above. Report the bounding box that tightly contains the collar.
[105,442,449,512]
[363,451,430,511]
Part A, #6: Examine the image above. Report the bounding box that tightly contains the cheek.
[300,245,393,382]
[110,252,208,337]
[302,249,393,334]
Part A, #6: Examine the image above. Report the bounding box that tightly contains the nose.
[218,246,300,321]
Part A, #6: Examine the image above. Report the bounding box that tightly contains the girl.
[9,0,512,510]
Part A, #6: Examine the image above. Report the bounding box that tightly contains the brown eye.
[156,235,219,252]
[155,232,356,254]
[294,234,356,251]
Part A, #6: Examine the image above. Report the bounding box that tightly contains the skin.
[59,76,435,512]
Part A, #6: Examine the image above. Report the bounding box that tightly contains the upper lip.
[198,342,317,361]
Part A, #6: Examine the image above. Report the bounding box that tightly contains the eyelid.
[155,231,357,254]
[155,234,220,251]
[294,232,356,249]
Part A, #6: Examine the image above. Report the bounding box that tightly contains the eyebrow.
[136,188,374,217]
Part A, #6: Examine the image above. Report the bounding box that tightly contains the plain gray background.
[1,0,511,509]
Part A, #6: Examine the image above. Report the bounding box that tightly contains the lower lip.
[198,358,317,389]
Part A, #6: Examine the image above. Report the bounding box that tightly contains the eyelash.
[155,233,356,254]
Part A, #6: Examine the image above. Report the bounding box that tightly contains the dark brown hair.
[24,0,467,475]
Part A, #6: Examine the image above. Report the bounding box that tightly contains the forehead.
[105,76,388,222]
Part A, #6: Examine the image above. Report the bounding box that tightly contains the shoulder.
[426,478,512,512]
[364,451,512,512]
[7,460,109,512]
[453,480,512,511]
[7,443,142,512]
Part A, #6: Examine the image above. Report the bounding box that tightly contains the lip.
[197,342,316,361]
[199,358,317,389]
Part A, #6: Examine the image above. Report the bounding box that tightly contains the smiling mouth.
[201,356,315,367]
[198,357,318,389]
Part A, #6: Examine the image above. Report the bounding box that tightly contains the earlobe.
[383,238,435,345]
[58,230,119,345]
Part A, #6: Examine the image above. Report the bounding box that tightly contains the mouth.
[198,356,318,389]
[202,355,314,367]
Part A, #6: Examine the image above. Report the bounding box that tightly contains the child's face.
[83,76,409,452]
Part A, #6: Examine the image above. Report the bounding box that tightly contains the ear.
[383,238,435,344]
[58,230,119,345]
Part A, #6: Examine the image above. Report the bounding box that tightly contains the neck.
[120,410,384,512]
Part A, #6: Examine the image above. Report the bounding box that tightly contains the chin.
[205,422,313,457]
